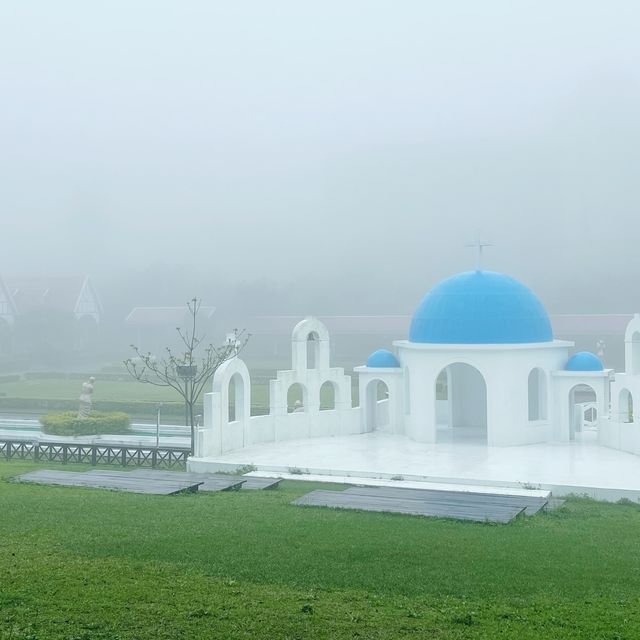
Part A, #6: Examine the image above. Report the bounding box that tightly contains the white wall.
[551,370,612,442]
[395,340,571,446]
[195,317,362,457]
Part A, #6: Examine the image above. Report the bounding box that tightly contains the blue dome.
[409,270,553,344]
[565,352,604,371]
[366,349,400,368]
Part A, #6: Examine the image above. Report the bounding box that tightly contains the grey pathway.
[15,470,202,495]
[344,486,549,515]
[88,469,246,491]
[292,489,530,523]
[127,469,281,490]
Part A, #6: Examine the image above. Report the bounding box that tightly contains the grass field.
[0,376,357,416]
[2,461,640,638]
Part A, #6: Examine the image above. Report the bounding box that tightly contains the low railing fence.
[0,439,189,469]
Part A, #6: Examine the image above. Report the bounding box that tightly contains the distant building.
[0,275,102,354]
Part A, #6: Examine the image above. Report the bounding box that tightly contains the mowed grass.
[2,461,640,639]
[0,377,353,413]
[0,378,271,405]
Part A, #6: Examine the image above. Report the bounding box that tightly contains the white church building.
[190,268,640,499]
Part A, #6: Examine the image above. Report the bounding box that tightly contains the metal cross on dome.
[465,231,492,271]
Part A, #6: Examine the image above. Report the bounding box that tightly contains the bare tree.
[124,297,249,454]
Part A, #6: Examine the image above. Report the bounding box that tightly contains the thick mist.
[2,1,640,316]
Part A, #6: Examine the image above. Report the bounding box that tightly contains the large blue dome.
[409,270,553,344]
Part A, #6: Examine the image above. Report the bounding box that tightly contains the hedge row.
[40,411,131,436]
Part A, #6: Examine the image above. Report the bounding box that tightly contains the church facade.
[191,269,640,466]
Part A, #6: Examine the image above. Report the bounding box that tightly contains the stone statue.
[78,376,95,418]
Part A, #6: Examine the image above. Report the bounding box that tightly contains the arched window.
[319,380,337,410]
[528,368,547,421]
[306,332,320,369]
[619,389,634,423]
[228,372,245,423]
[287,383,308,413]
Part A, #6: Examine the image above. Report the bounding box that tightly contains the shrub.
[40,411,131,436]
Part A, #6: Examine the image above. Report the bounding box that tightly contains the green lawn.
[1,461,640,638]
[0,378,178,402]
[0,377,354,415]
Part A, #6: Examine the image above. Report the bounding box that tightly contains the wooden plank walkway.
[127,469,281,491]
[344,486,549,516]
[292,489,528,523]
[89,469,247,492]
[16,470,202,495]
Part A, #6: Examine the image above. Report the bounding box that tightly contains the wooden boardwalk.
[87,469,248,492]
[128,469,282,491]
[292,485,549,523]
[344,486,549,516]
[16,470,203,495]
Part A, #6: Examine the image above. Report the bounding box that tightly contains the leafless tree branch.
[123,298,250,453]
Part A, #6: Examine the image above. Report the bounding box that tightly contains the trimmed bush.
[40,411,131,436]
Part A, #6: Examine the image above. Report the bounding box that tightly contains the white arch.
[528,367,548,421]
[212,358,251,439]
[624,314,640,375]
[291,317,330,371]
[568,383,598,438]
[197,357,252,457]
[287,382,309,413]
[436,362,487,443]
[619,388,634,423]
[319,379,338,410]
[364,378,390,431]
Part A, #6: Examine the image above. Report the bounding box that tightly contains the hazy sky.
[2,2,640,312]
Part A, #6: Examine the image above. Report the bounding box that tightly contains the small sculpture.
[78,376,95,418]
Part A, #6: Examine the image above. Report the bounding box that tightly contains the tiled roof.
[5,277,86,313]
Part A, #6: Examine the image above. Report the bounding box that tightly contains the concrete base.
[188,430,640,502]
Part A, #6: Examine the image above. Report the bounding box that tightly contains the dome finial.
[465,229,492,271]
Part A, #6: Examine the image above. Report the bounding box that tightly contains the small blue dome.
[366,349,400,368]
[565,352,604,371]
[410,270,553,344]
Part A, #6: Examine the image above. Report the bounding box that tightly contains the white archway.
[287,382,308,413]
[365,379,390,431]
[227,372,246,423]
[624,315,640,374]
[632,332,640,375]
[291,317,330,371]
[436,362,487,443]
[568,384,598,439]
[528,368,548,421]
[319,380,338,410]
[619,388,634,424]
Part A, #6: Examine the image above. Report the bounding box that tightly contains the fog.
[2,1,640,318]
